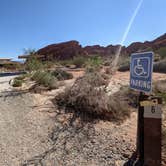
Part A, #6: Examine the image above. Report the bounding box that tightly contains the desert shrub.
[113,86,138,108]
[72,56,87,68]
[26,56,43,72]
[14,74,29,81]
[12,79,23,87]
[103,58,113,66]
[85,56,103,73]
[32,71,57,89]
[117,56,130,72]
[154,53,161,62]
[51,69,73,80]
[43,61,56,69]
[58,59,73,67]
[118,57,130,72]
[154,80,166,93]
[74,72,109,88]
[118,59,166,73]
[55,72,130,121]
[156,47,166,59]
[23,48,36,55]
[153,60,166,73]
[85,66,96,73]
[107,96,131,121]
[118,64,130,72]
[118,56,130,66]
[154,80,166,102]
[31,71,45,81]
[86,56,103,70]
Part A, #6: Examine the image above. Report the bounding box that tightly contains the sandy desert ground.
[0,71,165,166]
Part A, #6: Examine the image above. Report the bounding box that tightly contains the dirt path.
[0,71,165,165]
[19,71,139,166]
[0,76,54,165]
[22,90,137,166]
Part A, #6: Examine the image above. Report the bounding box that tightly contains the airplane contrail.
[112,0,144,69]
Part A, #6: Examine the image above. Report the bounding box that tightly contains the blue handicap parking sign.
[130,52,154,93]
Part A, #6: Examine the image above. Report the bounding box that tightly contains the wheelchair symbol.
[134,59,147,76]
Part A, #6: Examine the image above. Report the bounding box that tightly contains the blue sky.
[0,0,165,60]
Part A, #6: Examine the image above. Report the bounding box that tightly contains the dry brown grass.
[154,80,166,104]
[55,72,131,122]
[51,69,73,80]
[154,80,166,93]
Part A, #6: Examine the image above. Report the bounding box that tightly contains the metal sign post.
[130,51,162,165]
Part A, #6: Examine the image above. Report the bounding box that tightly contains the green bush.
[118,56,130,66]
[86,56,103,68]
[85,56,103,73]
[58,56,102,69]
[156,47,166,59]
[58,57,86,68]
[154,80,166,103]
[15,74,29,81]
[26,56,43,72]
[154,53,161,62]
[51,69,73,81]
[32,71,57,89]
[12,79,23,87]
[31,71,43,81]
[72,56,87,68]
[58,59,72,67]
[43,61,56,69]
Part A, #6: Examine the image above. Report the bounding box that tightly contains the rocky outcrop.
[126,33,166,54]
[83,45,127,57]
[37,40,83,60]
[32,33,166,61]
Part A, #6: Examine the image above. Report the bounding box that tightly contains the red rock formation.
[24,33,166,61]
[126,33,166,54]
[83,45,127,57]
[37,40,83,60]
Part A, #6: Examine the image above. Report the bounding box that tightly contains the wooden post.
[143,97,162,166]
[137,92,149,165]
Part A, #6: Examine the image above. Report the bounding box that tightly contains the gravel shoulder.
[0,76,54,165]
[0,72,165,166]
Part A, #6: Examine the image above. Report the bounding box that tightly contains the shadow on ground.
[0,90,29,100]
[22,103,97,165]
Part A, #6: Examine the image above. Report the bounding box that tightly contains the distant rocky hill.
[37,41,83,60]
[126,33,166,54]
[35,33,166,60]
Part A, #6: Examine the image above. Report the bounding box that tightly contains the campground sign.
[130,51,162,166]
[130,52,154,93]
